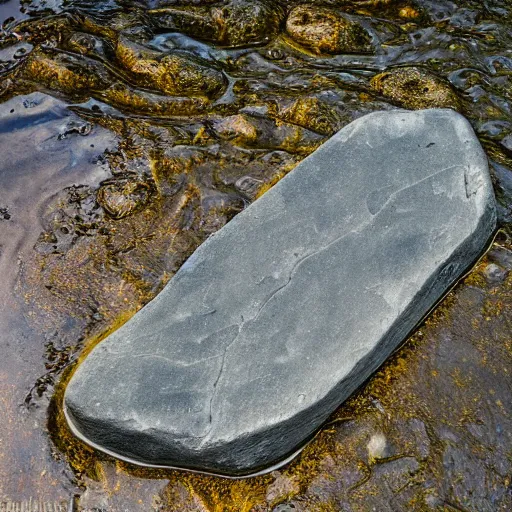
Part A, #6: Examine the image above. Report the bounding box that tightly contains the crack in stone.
[131,353,224,368]
[201,322,242,442]
[369,164,461,216]
[248,164,462,328]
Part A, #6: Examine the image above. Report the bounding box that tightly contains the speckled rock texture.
[64,109,496,477]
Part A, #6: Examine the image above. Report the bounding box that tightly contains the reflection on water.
[0,1,24,25]
[0,0,511,510]
[0,92,116,502]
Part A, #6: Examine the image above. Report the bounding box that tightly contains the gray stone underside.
[64,109,496,476]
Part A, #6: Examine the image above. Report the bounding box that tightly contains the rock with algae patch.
[64,109,495,477]
[97,178,153,220]
[21,50,111,99]
[285,5,372,55]
[115,35,227,99]
[370,66,462,111]
[150,0,285,48]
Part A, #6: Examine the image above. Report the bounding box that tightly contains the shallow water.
[0,92,116,503]
[0,0,511,510]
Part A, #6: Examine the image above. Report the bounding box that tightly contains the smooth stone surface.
[64,109,496,477]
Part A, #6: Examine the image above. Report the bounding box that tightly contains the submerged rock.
[209,0,284,47]
[64,109,496,477]
[150,0,284,48]
[115,36,227,98]
[97,179,152,220]
[65,32,112,60]
[209,113,325,154]
[370,66,461,110]
[22,50,111,98]
[285,5,372,55]
[277,96,343,136]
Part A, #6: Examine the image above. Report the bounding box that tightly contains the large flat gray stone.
[64,109,496,477]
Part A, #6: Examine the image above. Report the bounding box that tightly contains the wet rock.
[500,133,512,152]
[209,113,325,154]
[22,50,111,98]
[150,7,219,43]
[97,179,152,220]
[0,207,12,221]
[277,96,343,136]
[102,83,207,116]
[115,36,227,98]
[285,5,372,55]
[214,149,301,201]
[199,191,245,234]
[406,418,431,460]
[65,32,110,59]
[108,10,154,42]
[367,432,388,462]
[488,243,512,270]
[265,473,299,506]
[150,0,284,48]
[483,263,508,284]
[64,109,496,476]
[272,504,303,512]
[210,0,284,47]
[372,456,421,493]
[370,66,461,111]
[78,462,169,512]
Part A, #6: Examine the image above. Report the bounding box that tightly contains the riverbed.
[0,1,511,510]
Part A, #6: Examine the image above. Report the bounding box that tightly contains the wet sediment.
[0,0,511,510]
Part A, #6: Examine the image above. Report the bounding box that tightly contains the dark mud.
[0,0,511,510]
